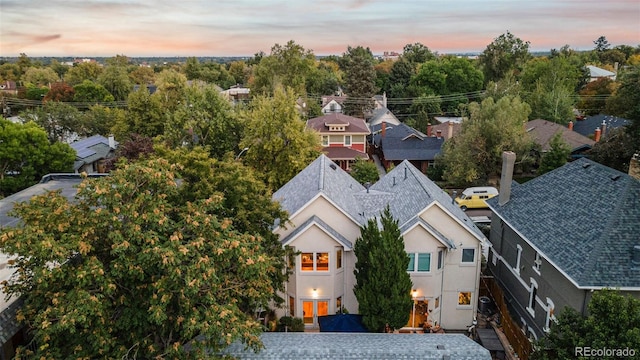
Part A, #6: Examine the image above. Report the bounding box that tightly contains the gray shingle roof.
[221,332,491,359]
[371,123,444,161]
[274,155,484,241]
[488,158,640,288]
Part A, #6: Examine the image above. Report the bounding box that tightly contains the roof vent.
[632,245,640,267]
[393,176,396,186]
[364,182,371,193]
[582,163,591,169]
[330,164,337,170]
[437,344,445,350]
[611,174,621,181]
[404,167,407,180]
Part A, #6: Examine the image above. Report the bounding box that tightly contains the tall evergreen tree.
[354,207,412,332]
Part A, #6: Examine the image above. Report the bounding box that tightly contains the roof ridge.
[579,176,634,283]
[318,155,326,191]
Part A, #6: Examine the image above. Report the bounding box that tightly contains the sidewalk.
[372,154,386,178]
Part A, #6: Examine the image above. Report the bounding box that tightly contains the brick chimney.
[498,151,516,206]
[447,121,453,139]
[568,121,573,131]
[427,123,432,137]
[594,128,601,142]
[381,122,386,137]
[629,153,640,180]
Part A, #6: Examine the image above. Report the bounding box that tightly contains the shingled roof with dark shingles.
[306,113,370,134]
[221,333,491,359]
[488,158,640,288]
[371,122,444,161]
[526,119,595,152]
[572,114,629,138]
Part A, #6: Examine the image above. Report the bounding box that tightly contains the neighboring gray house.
[222,333,491,359]
[486,152,640,340]
[370,122,445,173]
[70,135,117,174]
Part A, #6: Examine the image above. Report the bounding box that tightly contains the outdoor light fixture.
[312,288,318,298]
[412,289,418,298]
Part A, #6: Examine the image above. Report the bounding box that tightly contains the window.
[491,249,498,266]
[301,252,329,271]
[462,248,475,263]
[533,252,542,273]
[289,296,295,317]
[407,253,431,272]
[514,244,523,274]
[336,249,343,269]
[322,136,328,146]
[344,135,351,146]
[437,249,444,270]
[434,296,440,309]
[458,291,472,306]
[544,298,555,333]
[527,278,538,316]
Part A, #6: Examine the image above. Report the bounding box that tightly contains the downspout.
[439,250,446,326]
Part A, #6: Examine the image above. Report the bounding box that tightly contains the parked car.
[455,187,498,211]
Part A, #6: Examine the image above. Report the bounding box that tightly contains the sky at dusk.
[1,0,639,57]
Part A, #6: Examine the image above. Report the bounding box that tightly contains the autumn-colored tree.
[577,77,617,116]
[43,82,75,102]
[0,158,283,359]
[239,87,321,190]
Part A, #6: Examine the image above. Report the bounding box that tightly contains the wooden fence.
[480,276,532,360]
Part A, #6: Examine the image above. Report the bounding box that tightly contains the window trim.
[407,252,431,273]
[532,252,542,275]
[514,244,523,274]
[527,278,538,316]
[457,290,473,308]
[336,248,343,270]
[461,248,475,264]
[300,251,330,272]
[344,135,351,146]
[437,249,444,270]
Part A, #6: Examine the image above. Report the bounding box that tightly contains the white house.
[272,155,486,331]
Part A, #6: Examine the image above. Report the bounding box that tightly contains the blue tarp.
[318,314,369,332]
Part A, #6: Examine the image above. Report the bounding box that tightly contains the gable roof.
[572,114,629,138]
[368,107,401,126]
[586,65,616,79]
[526,119,595,152]
[280,215,353,250]
[488,158,640,289]
[70,135,117,170]
[371,122,444,161]
[274,155,483,241]
[306,113,370,134]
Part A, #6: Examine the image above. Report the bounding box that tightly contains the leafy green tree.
[98,64,132,101]
[405,95,442,133]
[43,82,75,102]
[162,83,242,158]
[73,80,115,102]
[239,87,321,190]
[83,104,127,137]
[532,289,640,360]
[48,59,69,79]
[577,77,616,116]
[23,101,86,143]
[125,85,165,138]
[350,158,380,185]
[441,96,534,184]
[23,84,49,100]
[606,64,640,153]
[479,31,531,83]
[0,62,21,81]
[342,46,377,118]
[128,66,156,85]
[306,60,341,96]
[228,60,251,86]
[154,69,188,112]
[587,127,636,172]
[155,147,291,307]
[184,56,202,80]
[354,207,412,332]
[401,42,437,65]
[538,132,571,174]
[23,67,59,86]
[251,40,316,96]
[0,158,282,359]
[482,73,522,101]
[0,119,75,196]
[64,61,103,85]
